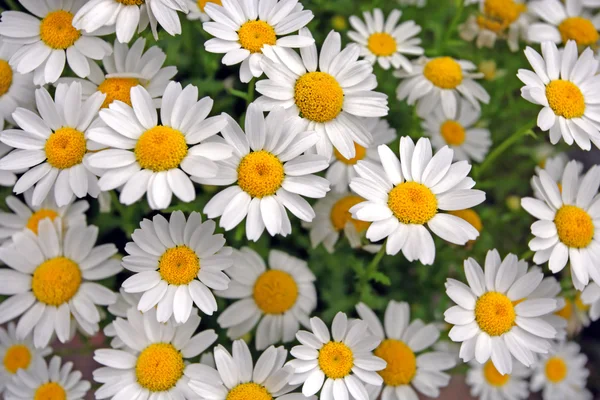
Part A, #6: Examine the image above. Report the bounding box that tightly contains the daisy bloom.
[349,136,486,264]
[444,249,558,375]
[93,308,217,399]
[422,98,492,163]
[355,301,456,400]
[518,41,600,150]
[87,82,232,210]
[186,0,222,22]
[0,39,34,130]
[554,292,592,336]
[466,359,530,400]
[395,55,490,119]
[202,0,314,83]
[532,154,583,200]
[197,105,330,240]
[288,311,386,399]
[5,355,90,400]
[216,247,316,350]
[0,0,112,85]
[255,29,389,160]
[0,219,121,348]
[0,83,105,207]
[581,282,600,321]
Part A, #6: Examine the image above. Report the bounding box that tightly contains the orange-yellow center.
[330,195,370,232]
[423,57,463,89]
[388,182,438,224]
[374,339,417,386]
[31,257,81,306]
[554,205,594,248]
[39,10,81,50]
[253,270,298,314]
[294,72,344,123]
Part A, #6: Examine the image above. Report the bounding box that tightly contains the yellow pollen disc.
[294,72,344,123]
[116,0,145,4]
[39,10,81,50]
[477,0,527,33]
[136,343,184,392]
[554,205,594,248]
[368,32,397,57]
[373,339,416,386]
[545,80,586,119]
[158,246,200,285]
[32,257,81,306]
[237,150,285,198]
[197,0,222,12]
[440,120,466,145]
[0,60,13,97]
[3,345,32,374]
[423,57,463,89]
[253,270,298,314]
[483,361,510,386]
[26,209,59,235]
[330,195,370,232]
[45,127,87,170]
[545,357,568,383]
[135,126,188,172]
[575,292,590,312]
[238,20,276,53]
[555,298,573,320]
[474,292,516,336]
[558,17,599,46]
[449,209,483,232]
[318,342,354,379]
[97,77,140,108]
[34,382,66,400]
[476,15,506,34]
[387,182,438,225]
[334,143,367,165]
[226,383,272,400]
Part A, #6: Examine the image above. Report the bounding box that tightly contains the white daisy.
[349,136,486,264]
[87,82,232,210]
[5,355,90,400]
[581,282,600,321]
[93,308,217,399]
[395,55,490,119]
[216,247,316,350]
[422,98,492,163]
[355,301,456,400]
[0,0,112,85]
[532,154,584,200]
[0,82,105,207]
[186,0,221,21]
[0,39,34,130]
[196,105,330,240]
[288,311,387,400]
[202,0,314,83]
[254,29,389,160]
[444,249,558,375]
[121,211,232,321]
[103,288,142,349]
[466,359,530,400]
[0,218,121,348]
[518,41,600,150]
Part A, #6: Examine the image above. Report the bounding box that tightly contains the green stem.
[440,0,465,52]
[247,79,256,106]
[358,244,387,299]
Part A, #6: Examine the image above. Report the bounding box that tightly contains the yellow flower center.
[34,382,66,400]
[45,127,87,169]
[554,205,594,248]
[483,361,510,386]
[423,57,463,89]
[558,17,599,46]
[555,299,573,320]
[197,0,222,12]
[387,182,438,225]
[368,32,397,57]
[253,270,298,314]
[3,344,32,374]
[237,150,285,198]
[330,195,370,232]
[0,60,13,97]
[545,80,586,119]
[545,357,568,383]
[97,77,140,108]
[476,16,506,34]
[32,257,81,306]
[374,339,416,386]
[440,120,466,145]
[334,143,367,165]
[474,292,516,336]
[575,292,590,312]
[136,343,184,392]
[39,10,81,50]
[237,20,277,53]
[116,0,145,4]
[477,0,527,33]
[26,209,59,235]
[318,341,354,379]
[294,72,344,123]
[135,126,188,172]
[449,209,483,232]
[158,246,199,285]
[226,383,272,400]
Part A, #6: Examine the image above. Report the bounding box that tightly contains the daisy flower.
[254,29,389,160]
[348,9,424,71]
[87,82,231,210]
[216,247,316,350]
[554,292,591,336]
[0,82,105,207]
[0,0,112,85]
[121,211,232,322]
[288,311,386,399]
[395,55,490,119]
[355,301,456,400]
[186,0,222,21]
[422,98,492,163]
[202,0,314,83]
[581,282,600,321]
[466,360,530,400]
[93,308,217,399]
[5,355,90,400]
[521,160,600,289]
[0,219,121,348]
[532,154,583,200]
[0,39,34,130]
[530,341,592,400]
[197,105,330,240]
[349,136,486,264]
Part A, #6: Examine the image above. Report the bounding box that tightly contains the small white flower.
[466,359,531,400]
